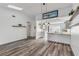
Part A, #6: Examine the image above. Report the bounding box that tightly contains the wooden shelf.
[12,26,26,28]
[69,8,79,22]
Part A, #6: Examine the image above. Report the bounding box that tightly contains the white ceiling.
[0,3,73,16]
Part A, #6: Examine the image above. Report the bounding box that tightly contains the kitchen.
[36,5,79,55]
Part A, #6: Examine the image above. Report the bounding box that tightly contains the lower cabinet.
[48,33,71,44]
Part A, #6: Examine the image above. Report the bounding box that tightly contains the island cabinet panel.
[48,33,71,44]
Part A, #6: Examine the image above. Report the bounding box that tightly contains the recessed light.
[8,5,23,11]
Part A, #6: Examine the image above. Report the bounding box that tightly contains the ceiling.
[0,3,73,16]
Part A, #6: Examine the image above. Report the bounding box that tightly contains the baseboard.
[27,36,35,39]
[48,40,70,46]
[0,38,27,46]
[0,36,35,46]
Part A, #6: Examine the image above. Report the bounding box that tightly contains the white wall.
[71,26,79,56]
[0,7,32,45]
[36,20,42,39]
[30,18,36,37]
[70,4,79,55]
[71,14,79,55]
[36,6,72,20]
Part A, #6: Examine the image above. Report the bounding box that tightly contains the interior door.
[27,22,31,37]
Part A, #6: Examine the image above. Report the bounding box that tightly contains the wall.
[25,16,36,37]
[29,17,36,37]
[36,6,72,20]
[36,20,47,39]
[0,7,32,45]
[71,26,79,56]
[71,14,79,56]
[70,4,79,56]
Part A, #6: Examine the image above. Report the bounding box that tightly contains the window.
[42,10,58,19]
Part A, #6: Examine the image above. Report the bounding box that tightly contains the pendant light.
[40,3,47,30]
[40,3,50,31]
[40,3,46,30]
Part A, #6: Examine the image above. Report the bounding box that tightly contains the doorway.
[27,22,31,39]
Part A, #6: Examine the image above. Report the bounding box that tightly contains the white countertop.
[48,32,71,35]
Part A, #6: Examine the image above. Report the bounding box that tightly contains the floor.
[0,39,74,56]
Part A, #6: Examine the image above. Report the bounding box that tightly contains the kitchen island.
[48,32,71,44]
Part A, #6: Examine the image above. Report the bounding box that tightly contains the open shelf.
[12,25,26,28]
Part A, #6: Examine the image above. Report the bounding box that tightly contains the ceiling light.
[8,5,23,11]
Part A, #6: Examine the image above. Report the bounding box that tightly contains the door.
[27,22,31,37]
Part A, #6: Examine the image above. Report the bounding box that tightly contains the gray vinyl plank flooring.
[0,39,74,56]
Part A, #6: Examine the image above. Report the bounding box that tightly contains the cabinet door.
[48,34,70,44]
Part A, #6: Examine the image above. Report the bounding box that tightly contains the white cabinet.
[48,33,70,44]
